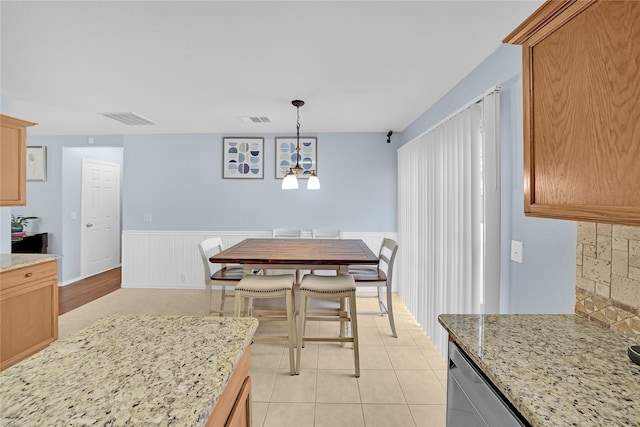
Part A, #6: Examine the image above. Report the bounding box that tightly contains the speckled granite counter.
[0,314,259,426]
[0,253,60,272]
[439,314,640,427]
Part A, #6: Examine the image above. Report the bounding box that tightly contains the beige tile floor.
[59,288,447,427]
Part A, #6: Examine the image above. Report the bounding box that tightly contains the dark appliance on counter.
[11,232,48,254]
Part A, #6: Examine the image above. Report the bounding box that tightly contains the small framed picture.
[223,137,264,179]
[275,137,317,179]
[26,146,47,181]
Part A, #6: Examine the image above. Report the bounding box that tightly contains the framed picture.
[275,137,317,179]
[223,137,264,179]
[26,146,47,181]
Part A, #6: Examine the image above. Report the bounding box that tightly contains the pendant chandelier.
[282,99,320,190]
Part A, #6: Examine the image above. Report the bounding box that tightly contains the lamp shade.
[282,172,298,189]
[307,171,320,190]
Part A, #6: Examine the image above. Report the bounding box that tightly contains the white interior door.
[81,159,121,278]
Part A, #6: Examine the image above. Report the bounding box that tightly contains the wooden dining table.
[209,238,379,276]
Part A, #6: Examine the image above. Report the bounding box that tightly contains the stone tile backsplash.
[575,222,640,343]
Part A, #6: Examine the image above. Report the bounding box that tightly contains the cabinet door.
[0,261,59,370]
[225,377,251,427]
[0,115,36,206]
[505,0,640,225]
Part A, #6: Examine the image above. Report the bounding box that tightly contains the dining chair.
[272,228,302,281]
[198,237,244,316]
[233,273,297,375]
[348,238,399,338]
[311,229,341,239]
[272,228,302,239]
[296,274,360,377]
[311,229,341,275]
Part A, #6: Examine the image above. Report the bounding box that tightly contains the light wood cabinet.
[0,260,59,371]
[504,0,640,225]
[207,347,252,427]
[0,114,36,207]
[225,377,251,427]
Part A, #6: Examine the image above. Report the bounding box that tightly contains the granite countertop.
[438,314,640,427]
[1,314,259,426]
[0,253,60,272]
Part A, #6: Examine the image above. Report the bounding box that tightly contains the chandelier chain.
[296,105,301,157]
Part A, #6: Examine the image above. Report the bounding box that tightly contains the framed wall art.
[26,146,47,181]
[275,137,317,179]
[223,137,264,179]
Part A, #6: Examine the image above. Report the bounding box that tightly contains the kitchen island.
[1,314,259,426]
[439,314,640,426]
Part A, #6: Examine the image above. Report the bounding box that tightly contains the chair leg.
[377,285,385,314]
[386,287,397,338]
[220,286,227,314]
[339,297,347,347]
[286,288,296,375]
[233,292,243,317]
[349,292,360,378]
[296,292,307,375]
[206,282,213,316]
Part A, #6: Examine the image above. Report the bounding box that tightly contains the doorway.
[81,159,121,278]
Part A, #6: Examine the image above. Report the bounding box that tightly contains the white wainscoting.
[121,230,397,289]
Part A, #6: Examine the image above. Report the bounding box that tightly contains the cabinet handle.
[25,272,33,277]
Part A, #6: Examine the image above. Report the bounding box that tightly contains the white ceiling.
[0,0,542,136]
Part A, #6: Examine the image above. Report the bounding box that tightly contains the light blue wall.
[17,131,395,282]
[13,135,124,282]
[123,132,397,231]
[400,44,576,314]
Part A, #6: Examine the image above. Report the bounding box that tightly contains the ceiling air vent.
[100,112,156,126]
[240,116,271,124]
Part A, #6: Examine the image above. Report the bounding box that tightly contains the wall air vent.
[240,116,271,124]
[100,112,157,126]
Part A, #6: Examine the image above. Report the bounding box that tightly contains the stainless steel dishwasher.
[446,342,528,427]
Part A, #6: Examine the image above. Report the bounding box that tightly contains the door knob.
[86,223,94,228]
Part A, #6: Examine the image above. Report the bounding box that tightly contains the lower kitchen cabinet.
[207,347,252,427]
[226,377,251,427]
[0,259,59,371]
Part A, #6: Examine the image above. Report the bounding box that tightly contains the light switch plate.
[511,240,523,263]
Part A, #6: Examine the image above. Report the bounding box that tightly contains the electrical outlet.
[511,240,523,263]
[143,213,152,223]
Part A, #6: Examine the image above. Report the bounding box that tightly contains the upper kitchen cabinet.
[504,0,640,225]
[0,114,36,206]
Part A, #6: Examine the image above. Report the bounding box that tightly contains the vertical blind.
[397,90,500,355]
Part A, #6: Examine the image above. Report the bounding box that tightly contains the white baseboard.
[123,282,205,290]
[59,276,84,287]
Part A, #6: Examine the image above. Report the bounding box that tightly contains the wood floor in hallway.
[58,267,121,314]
